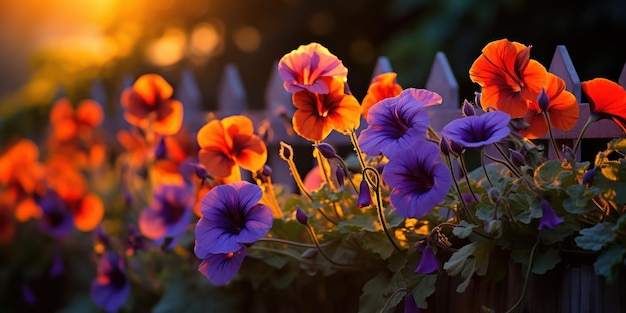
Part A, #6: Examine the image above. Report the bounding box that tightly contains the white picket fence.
[96,46,626,190]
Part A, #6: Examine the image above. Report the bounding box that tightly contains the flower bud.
[439,136,452,156]
[582,168,596,186]
[300,248,318,259]
[474,92,482,109]
[415,244,439,274]
[335,167,345,188]
[193,163,211,180]
[154,137,167,159]
[562,145,576,165]
[508,148,526,167]
[449,138,464,155]
[357,179,372,208]
[537,87,550,112]
[462,99,475,117]
[315,142,339,159]
[295,205,308,225]
[487,187,501,205]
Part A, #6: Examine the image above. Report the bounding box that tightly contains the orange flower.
[518,73,579,139]
[581,78,626,131]
[469,38,548,118]
[50,98,104,141]
[0,196,16,244]
[292,76,362,141]
[46,158,104,231]
[361,72,402,119]
[121,74,183,135]
[0,139,45,195]
[197,115,267,182]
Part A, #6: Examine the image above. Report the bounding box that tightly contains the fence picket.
[548,45,581,102]
[218,63,247,117]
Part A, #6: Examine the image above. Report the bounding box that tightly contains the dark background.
[0,0,625,140]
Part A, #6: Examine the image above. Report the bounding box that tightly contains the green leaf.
[337,214,379,233]
[452,220,477,239]
[606,138,626,152]
[562,184,600,214]
[594,246,626,282]
[575,223,615,251]
[531,247,561,274]
[361,231,397,260]
[358,272,390,313]
[153,278,240,313]
[443,243,476,276]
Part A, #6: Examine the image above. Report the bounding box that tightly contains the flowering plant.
[1,39,625,313]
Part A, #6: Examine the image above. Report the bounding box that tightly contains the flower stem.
[363,166,402,252]
[349,128,366,171]
[445,154,476,224]
[480,148,495,187]
[573,116,595,157]
[378,288,412,313]
[504,237,540,313]
[279,142,313,201]
[304,224,365,269]
[458,152,480,202]
[543,111,562,160]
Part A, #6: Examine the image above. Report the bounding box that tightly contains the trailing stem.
[363,166,402,252]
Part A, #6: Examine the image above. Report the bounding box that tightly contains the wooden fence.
[97,46,626,190]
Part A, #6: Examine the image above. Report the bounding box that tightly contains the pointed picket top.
[265,60,293,115]
[218,63,247,117]
[371,56,394,79]
[548,45,581,102]
[176,68,205,131]
[619,62,626,89]
[425,52,459,109]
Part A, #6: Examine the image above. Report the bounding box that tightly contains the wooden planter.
[424,262,626,313]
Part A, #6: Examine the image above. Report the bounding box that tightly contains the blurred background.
[1,0,625,141]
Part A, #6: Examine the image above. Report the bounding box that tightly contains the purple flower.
[139,184,194,242]
[403,292,420,313]
[357,179,372,208]
[538,199,564,230]
[194,181,273,256]
[91,252,130,313]
[37,190,74,239]
[358,88,441,158]
[382,141,452,218]
[441,110,511,149]
[198,246,247,285]
[415,245,439,274]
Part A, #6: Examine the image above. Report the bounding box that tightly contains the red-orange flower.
[518,73,579,139]
[469,38,548,118]
[50,98,104,141]
[581,78,626,131]
[121,74,183,135]
[292,76,361,141]
[0,139,45,197]
[197,115,267,182]
[46,158,104,231]
[361,72,403,119]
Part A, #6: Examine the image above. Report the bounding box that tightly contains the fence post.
[218,63,247,118]
[176,68,205,132]
[424,52,461,131]
[549,45,581,102]
[619,62,626,89]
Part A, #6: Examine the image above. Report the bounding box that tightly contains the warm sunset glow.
[232,26,261,53]
[189,22,223,64]
[145,28,187,67]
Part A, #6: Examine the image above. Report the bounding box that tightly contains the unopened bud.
[488,187,501,205]
[508,148,526,167]
[537,87,550,112]
[562,145,576,165]
[335,167,345,188]
[474,92,482,109]
[295,205,308,225]
[439,136,452,156]
[315,142,339,159]
[357,179,372,208]
[462,99,475,117]
[582,168,596,186]
[154,137,167,159]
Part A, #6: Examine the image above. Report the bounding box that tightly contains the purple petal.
[237,203,273,244]
[441,110,510,148]
[415,245,439,274]
[198,246,247,285]
[194,218,243,256]
[403,292,421,313]
[538,200,564,230]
